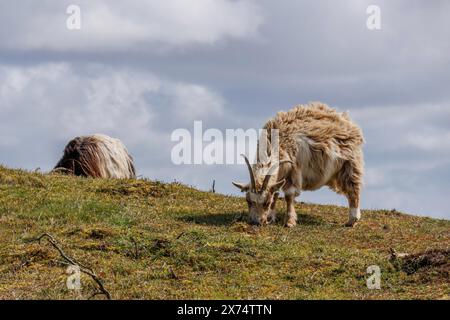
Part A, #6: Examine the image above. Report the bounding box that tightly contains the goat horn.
[260,159,293,192]
[241,154,256,192]
[256,142,260,163]
[260,174,272,193]
[260,163,279,192]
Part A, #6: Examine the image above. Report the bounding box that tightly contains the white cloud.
[350,104,450,154]
[171,84,224,121]
[0,0,263,51]
[404,129,450,151]
[0,63,226,168]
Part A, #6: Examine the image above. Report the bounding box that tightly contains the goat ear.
[270,179,286,193]
[232,182,249,192]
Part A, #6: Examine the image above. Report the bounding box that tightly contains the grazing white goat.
[53,134,136,179]
[232,102,364,227]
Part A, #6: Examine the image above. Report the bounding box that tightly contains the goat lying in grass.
[54,134,136,179]
[233,102,364,227]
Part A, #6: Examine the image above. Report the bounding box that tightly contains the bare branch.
[31,233,112,300]
[130,236,140,260]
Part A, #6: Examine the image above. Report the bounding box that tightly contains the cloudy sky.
[0,0,449,219]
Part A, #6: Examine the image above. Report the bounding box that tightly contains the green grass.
[0,165,448,299]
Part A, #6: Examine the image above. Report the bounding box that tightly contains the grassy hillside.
[0,166,448,300]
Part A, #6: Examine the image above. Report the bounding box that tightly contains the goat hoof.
[344,220,358,227]
[285,220,297,228]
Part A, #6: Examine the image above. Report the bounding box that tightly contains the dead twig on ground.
[31,233,112,300]
[130,236,140,260]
